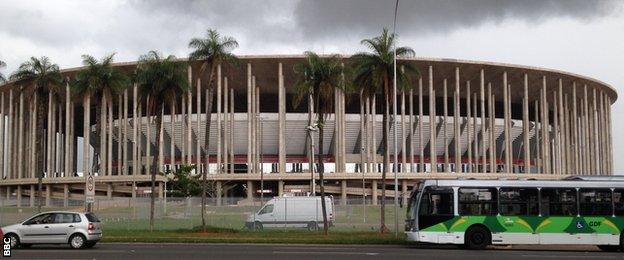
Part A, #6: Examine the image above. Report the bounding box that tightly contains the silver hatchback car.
[1,211,102,249]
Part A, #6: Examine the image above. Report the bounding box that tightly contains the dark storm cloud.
[293,0,620,40]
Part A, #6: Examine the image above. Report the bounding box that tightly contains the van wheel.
[69,234,86,249]
[4,234,20,249]
[307,222,319,231]
[598,245,619,252]
[464,225,490,250]
[254,221,263,230]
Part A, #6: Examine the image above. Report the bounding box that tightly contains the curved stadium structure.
[0,55,617,206]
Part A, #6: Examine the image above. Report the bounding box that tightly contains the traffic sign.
[85,175,95,203]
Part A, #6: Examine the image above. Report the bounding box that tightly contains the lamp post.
[392,0,400,238]
[307,124,318,195]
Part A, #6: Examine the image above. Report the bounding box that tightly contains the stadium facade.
[0,55,617,206]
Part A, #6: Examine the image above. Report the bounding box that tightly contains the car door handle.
[68,225,74,228]
[44,226,50,228]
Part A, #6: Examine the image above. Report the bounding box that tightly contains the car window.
[73,214,82,223]
[85,213,100,222]
[53,213,76,223]
[24,213,51,225]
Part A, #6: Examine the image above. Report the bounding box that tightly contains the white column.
[523,74,530,173]
[418,78,424,172]
[217,64,222,173]
[83,95,91,177]
[428,66,436,173]
[247,63,252,174]
[454,68,461,172]
[278,63,286,173]
[18,88,24,178]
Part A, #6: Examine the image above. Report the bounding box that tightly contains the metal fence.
[0,196,407,232]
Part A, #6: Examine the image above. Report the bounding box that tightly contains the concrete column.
[181,87,186,164]
[365,96,370,173]
[583,85,589,175]
[123,89,128,175]
[45,184,51,207]
[30,185,36,207]
[216,181,222,206]
[186,82,192,165]
[230,88,235,174]
[535,100,542,172]
[99,95,106,175]
[6,187,10,200]
[503,72,510,172]
[418,78,424,172]
[488,84,495,172]
[371,95,377,172]
[246,180,254,199]
[132,84,138,175]
[117,94,122,175]
[401,91,407,172]
[247,64,252,174]
[428,66,436,173]
[63,184,68,207]
[372,180,378,205]
[454,68,461,172]
[472,93,478,172]
[16,186,22,208]
[131,182,136,198]
[409,89,414,172]
[278,180,284,197]
[18,88,24,179]
[146,99,151,175]
[341,180,347,205]
[480,70,487,171]
[7,90,13,179]
[196,76,201,169]
[158,109,164,173]
[157,182,163,200]
[0,93,4,180]
[107,183,113,199]
[224,77,229,173]
[592,88,598,175]
[64,84,71,177]
[83,95,91,177]
[558,80,565,174]
[359,93,366,174]
[466,81,472,172]
[523,74,530,173]
[553,92,560,175]
[217,64,222,173]
[401,180,408,207]
[170,99,176,171]
[443,79,449,171]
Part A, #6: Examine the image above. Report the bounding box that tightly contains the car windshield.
[24,213,52,225]
[85,213,100,222]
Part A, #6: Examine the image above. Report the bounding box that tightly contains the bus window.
[499,188,539,216]
[459,188,497,215]
[540,188,577,216]
[579,189,612,216]
[613,189,624,216]
[419,187,454,216]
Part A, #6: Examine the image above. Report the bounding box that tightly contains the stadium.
[0,55,617,206]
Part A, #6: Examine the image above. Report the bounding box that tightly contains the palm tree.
[350,28,417,233]
[0,60,6,83]
[10,57,63,213]
[73,54,128,176]
[293,51,344,235]
[188,28,238,231]
[135,50,190,232]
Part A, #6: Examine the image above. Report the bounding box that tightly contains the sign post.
[85,175,95,211]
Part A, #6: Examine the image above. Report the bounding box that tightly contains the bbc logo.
[3,237,10,257]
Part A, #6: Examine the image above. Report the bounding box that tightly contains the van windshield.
[258,204,274,215]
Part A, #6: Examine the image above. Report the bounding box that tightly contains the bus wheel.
[464,225,490,250]
[598,245,619,252]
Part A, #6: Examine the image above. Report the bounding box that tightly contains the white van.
[245,196,334,231]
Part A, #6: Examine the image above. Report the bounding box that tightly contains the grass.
[102,227,407,245]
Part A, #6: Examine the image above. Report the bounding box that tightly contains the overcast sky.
[0,0,623,173]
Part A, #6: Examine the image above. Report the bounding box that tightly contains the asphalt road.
[6,243,623,260]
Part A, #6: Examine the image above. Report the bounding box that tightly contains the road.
[6,243,622,260]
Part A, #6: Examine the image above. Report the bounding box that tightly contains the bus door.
[418,186,455,231]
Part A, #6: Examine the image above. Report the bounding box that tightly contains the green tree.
[168,165,201,197]
[188,28,239,232]
[350,28,417,233]
[135,50,190,232]
[0,60,6,83]
[72,54,129,175]
[10,57,63,213]
[293,51,344,235]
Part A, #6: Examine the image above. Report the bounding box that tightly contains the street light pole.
[392,0,400,238]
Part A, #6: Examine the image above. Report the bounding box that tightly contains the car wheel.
[69,234,87,249]
[4,234,19,249]
[307,222,319,231]
[464,226,490,250]
[85,242,96,248]
[254,221,263,230]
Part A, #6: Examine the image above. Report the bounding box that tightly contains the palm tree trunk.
[92,98,102,174]
[150,104,163,232]
[380,80,390,234]
[202,87,214,232]
[36,95,46,213]
[317,123,328,235]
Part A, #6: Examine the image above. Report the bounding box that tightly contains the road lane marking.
[273,251,379,256]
